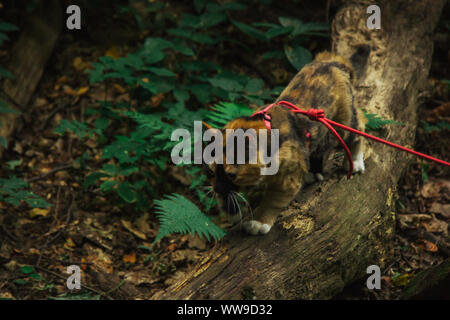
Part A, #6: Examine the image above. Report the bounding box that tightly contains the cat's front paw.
[243,220,272,235]
[353,152,365,173]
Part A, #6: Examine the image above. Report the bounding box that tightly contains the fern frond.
[421,120,450,133]
[205,102,254,128]
[153,193,226,243]
[364,113,404,131]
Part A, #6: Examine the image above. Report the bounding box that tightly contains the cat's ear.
[202,121,221,136]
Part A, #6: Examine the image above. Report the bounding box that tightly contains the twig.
[34,265,113,300]
[26,163,73,183]
[1,224,18,242]
[39,102,69,131]
[36,186,62,267]
[36,191,75,267]
[47,192,74,245]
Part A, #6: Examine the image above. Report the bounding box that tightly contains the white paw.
[315,173,324,181]
[353,152,365,173]
[243,220,272,235]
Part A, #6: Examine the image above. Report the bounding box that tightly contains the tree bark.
[401,258,450,300]
[0,0,62,157]
[154,0,445,299]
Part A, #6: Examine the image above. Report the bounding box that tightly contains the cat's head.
[203,116,274,216]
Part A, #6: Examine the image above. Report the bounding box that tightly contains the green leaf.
[205,102,254,128]
[283,44,312,70]
[13,279,28,285]
[0,21,19,32]
[94,117,110,131]
[245,78,263,94]
[194,0,206,13]
[208,77,244,92]
[153,193,226,243]
[100,180,118,192]
[120,166,139,176]
[421,120,450,133]
[279,17,329,37]
[146,67,176,77]
[7,159,22,170]
[262,50,285,60]
[20,265,34,275]
[0,136,7,148]
[171,40,195,56]
[117,182,137,203]
[0,102,20,114]
[173,89,190,102]
[144,37,173,52]
[29,273,43,280]
[83,172,110,188]
[101,164,119,176]
[199,12,226,28]
[145,50,165,64]
[0,66,14,79]
[231,20,267,42]
[265,26,293,39]
[365,113,404,131]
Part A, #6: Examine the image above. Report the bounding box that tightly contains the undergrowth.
[0,0,408,243]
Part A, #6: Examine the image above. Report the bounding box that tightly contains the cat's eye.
[227,172,237,180]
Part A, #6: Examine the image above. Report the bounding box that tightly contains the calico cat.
[205,52,366,235]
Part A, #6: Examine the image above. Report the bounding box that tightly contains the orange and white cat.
[206,52,366,235]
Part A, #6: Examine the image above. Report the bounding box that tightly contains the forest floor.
[0,4,449,300]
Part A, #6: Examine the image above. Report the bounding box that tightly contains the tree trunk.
[0,0,62,157]
[154,0,445,300]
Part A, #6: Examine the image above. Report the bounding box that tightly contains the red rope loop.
[305,108,325,121]
[251,100,450,179]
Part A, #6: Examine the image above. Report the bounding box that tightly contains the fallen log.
[0,0,62,157]
[154,0,446,299]
[401,258,450,300]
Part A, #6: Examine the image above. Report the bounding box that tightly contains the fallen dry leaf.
[64,237,76,250]
[113,84,126,94]
[381,276,392,286]
[76,86,89,96]
[429,202,450,219]
[33,98,48,108]
[420,216,448,235]
[187,234,206,250]
[397,213,431,230]
[121,219,147,240]
[63,85,76,96]
[415,239,438,252]
[57,75,68,84]
[105,46,120,59]
[29,208,50,218]
[72,57,87,71]
[124,270,157,286]
[123,253,137,264]
[85,247,114,274]
[135,212,152,236]
[167,243,177,252]
[421,179,450,198]
[81,257,88,271]
[151,93,165,108]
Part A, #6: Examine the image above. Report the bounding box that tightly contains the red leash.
[251,100,450,179]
